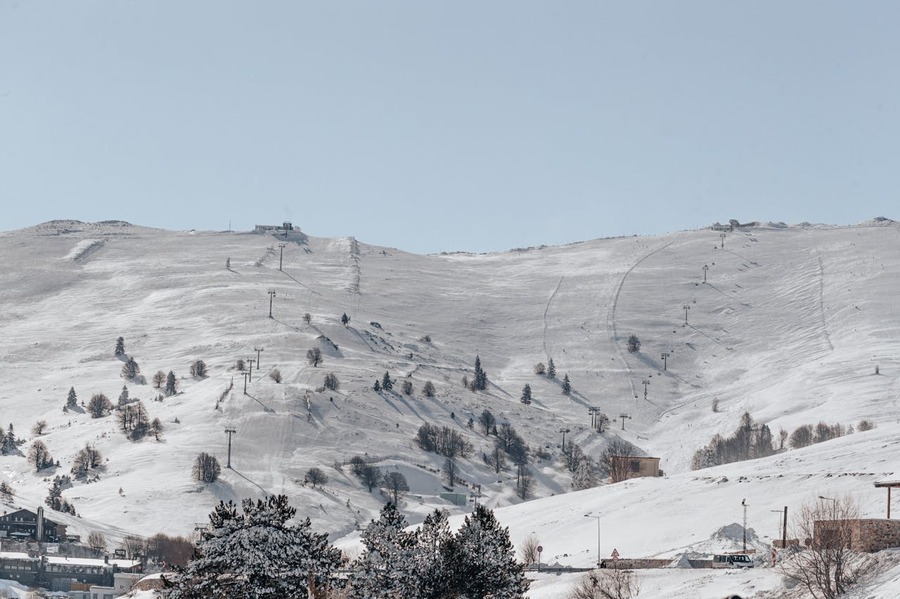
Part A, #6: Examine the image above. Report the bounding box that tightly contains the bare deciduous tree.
[87,393,113,418]
[599,437,640,483]
[305,467,329,488]
[87,531,107,556]
[568,568,641,599]
[382,471,409,505]
[307,347,323,367]
[192,452,221,483]
[780,494,871,599]
[153,370,166,388]
[519,533,540,565]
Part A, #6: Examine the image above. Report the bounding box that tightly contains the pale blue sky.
[2,2,898,254]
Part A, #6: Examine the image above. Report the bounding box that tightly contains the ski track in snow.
[542,276,563,361]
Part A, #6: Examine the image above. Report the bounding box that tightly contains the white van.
[712,554,754,568]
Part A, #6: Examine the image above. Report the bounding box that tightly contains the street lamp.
[584,513,601,568]
[770,509,783,540]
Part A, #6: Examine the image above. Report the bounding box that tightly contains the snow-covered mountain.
[1,218,898,598]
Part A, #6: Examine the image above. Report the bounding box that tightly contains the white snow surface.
[1,218,899,598]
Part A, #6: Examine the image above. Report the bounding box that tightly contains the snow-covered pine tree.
[520,384,532,405]
[170,495,341,599]
[381,371,393,391]
[165,371,177,396]
[572,456,599,490]
[66,387,78,409]
[349,502,417,598]
[412,509,454,599]
[449,505,529,598]
[547,358,556,379]
[2,424,18,455]
[118,385,129,407]
[473,355,488,390]
[121,357,140,380]
[562,373,571,395]
[115,336,125,357]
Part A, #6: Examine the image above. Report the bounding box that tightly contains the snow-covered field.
[0,218,898,597]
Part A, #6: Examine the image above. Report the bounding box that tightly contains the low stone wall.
[600,558,673,569]
[851,519,900,552]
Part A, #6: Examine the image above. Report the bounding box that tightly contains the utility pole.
[224,428,236,468]
[584,513,601,568]
[642,379,650,401]
[588,406,602,428]
[268,290,276,318]
[242,371,250,395]
[247,358,255,383]
[782,506,788,551]
[254,347,264,369]
[559,428,570,453]
[742,499,748,552]
[618,413,632,431]
[278,243,286,271]
[660,351,670,370]
[470,484,482,509]
[702,264,709,283]
[683,304,691,324]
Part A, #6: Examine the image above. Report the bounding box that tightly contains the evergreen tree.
[149,418,163,441]
[341,312,350,326]
[170,495,342,599]
[349,503,416,598]
[2,424,18,455]
[373,379,381,392]
[562,373,571,395]
[118,385,129,408]
[381,371,393,391]
[479,410,496,435]
[473,355,488,390]
[626,334,641,353]
[115,336,125,357]
[412,509,454,599]
[121,357,140,380]
[165,371,177,396]
[448,505,529,599]
[422,380,435,398]
[572,456,599,490]
[66,387,78,409]
[520,384,532,405]
[547,358,556,379]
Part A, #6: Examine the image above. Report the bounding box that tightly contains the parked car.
[712,553,754,568]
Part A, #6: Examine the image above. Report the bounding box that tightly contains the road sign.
[537,545,543,553]
[611,548,620,560]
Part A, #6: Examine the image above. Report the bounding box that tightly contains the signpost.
[537,545,543,572]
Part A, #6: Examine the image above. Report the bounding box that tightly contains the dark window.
[630,460,641,472]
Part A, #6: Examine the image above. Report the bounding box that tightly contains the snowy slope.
[1,218,899,598]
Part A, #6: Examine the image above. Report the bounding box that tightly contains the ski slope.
[0,218,898,597]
